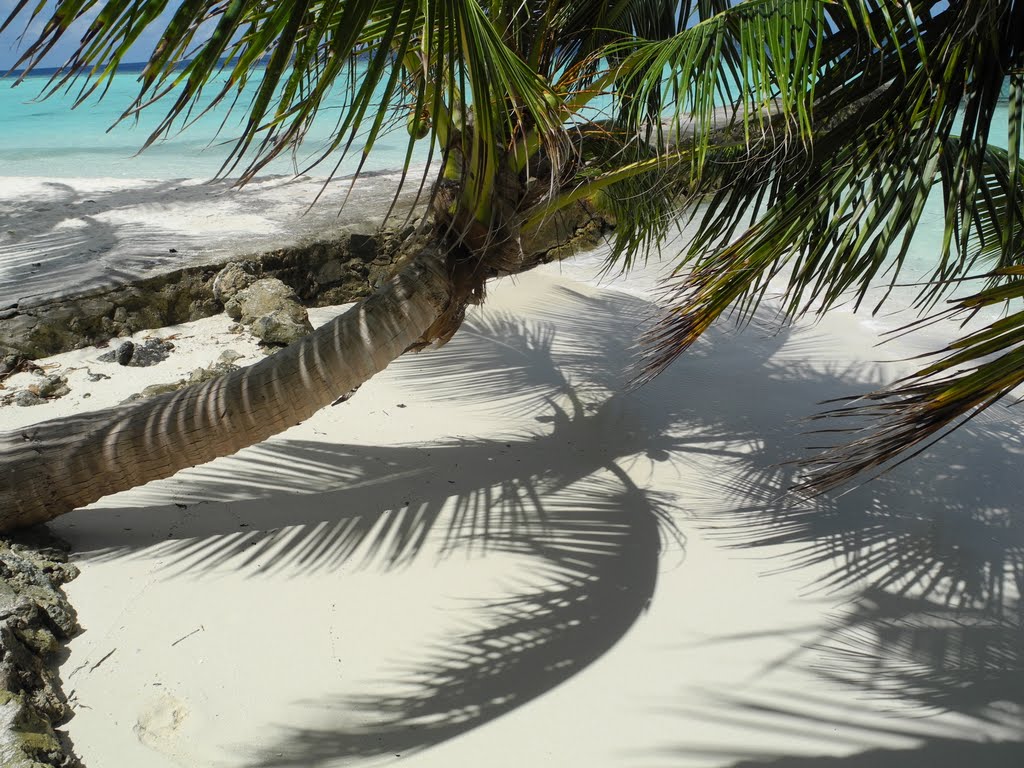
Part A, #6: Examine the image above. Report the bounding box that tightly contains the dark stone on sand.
[97,338,174,368]
[13,390,43,407]
[114,341,134,366]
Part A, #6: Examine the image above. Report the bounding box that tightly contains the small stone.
[98,338,173,367]
[219,349,244,364]
[115,341,135,366]
[130,338,174,367]
[34,375,70,400]
[14,390,43,407]
[113,306,128,324]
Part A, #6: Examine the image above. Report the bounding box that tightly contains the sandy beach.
[1,174,1022,767]
[0,173,426,310]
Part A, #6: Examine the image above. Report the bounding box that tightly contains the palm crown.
[3,0,1022,497]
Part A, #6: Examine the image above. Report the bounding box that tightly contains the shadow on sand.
[64,284,1023,765]
[1,178,233,304]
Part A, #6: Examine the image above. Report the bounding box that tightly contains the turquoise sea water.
[1,67,1010,182]
[0,67,430,179]
[6,68,1006,181]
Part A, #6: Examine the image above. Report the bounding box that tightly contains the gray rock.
[250,310,313,346]
[218,349,244,364]
[131,339,174,367]
[33,376,69,401]
[0,528,81,767]
[224,278,306,325]
[212,262,258,304]
[97,338,173,368]
[115,340,134,365]
[13,391,43,407]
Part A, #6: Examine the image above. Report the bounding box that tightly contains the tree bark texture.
[0,248,454,531]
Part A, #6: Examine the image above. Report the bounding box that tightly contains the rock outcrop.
[222,277,313,346]
[0,530,80,768]
[0,202,612,360]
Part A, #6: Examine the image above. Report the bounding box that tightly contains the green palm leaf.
[4,0,1024,493]
[633,0,1024,489]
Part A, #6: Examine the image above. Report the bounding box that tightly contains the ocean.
[3,67,1008,179]
[0,66,433,179]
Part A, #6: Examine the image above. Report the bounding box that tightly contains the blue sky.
[0,0,178,70]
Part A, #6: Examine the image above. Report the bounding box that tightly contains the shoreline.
[0,170,610,360]
[0,173,424,309]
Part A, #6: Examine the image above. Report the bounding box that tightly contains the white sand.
[0,172,424,308]
[1,180,1022,767]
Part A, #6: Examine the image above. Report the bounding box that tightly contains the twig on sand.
[88,647,117,673]
[171,625,205,647]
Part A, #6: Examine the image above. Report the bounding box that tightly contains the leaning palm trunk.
[0,247,455,531]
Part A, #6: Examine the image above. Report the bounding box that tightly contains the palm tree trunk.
[0,246,455,531]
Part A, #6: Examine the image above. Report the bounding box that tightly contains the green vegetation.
[1,0,1021,510]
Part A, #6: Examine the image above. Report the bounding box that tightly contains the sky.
[0,0,179,70]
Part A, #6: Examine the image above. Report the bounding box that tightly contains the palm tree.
[0,0,1021,530]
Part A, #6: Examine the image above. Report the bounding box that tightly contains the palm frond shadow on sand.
[0,178,230,304]
[75,284,784,574]
[248,473,669,767]
[67,284,1021,765]
[695,389,1024,613]
[657,590,1024,768]
[657,347,1024,764]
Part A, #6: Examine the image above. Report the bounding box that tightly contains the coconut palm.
[0,0,1021,529]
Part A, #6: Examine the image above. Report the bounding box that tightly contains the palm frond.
[640,0,1022,359]
[4,0,566,218]
[796,270,1024,495]
[605,0,928,175]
